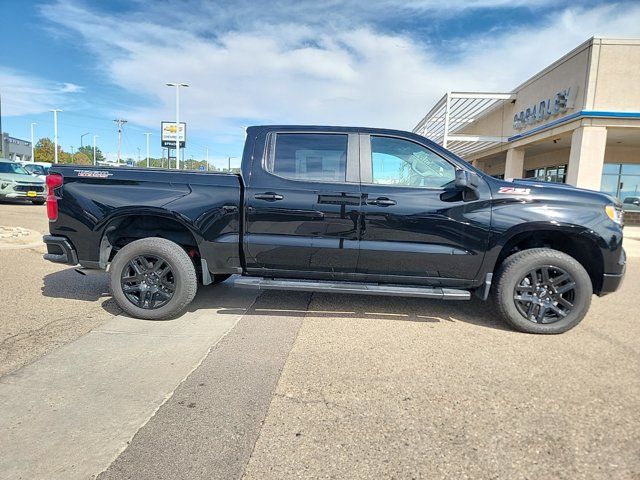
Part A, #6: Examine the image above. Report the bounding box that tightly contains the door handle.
[254,192,284,201]
[367,197,396,207]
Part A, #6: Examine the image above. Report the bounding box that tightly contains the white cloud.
[0,68,82,116]
[37,1,640,142]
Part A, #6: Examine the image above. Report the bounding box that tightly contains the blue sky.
[2,0,640,168]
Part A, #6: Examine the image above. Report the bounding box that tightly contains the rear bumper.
[599,248,626,295]
[43,235,78,265]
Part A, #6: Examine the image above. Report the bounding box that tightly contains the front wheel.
[110,238,198,320]
[493,248,592,334]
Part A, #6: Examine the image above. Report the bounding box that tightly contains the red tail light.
[46,173,64,221]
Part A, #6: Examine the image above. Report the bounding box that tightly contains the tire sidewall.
[110,238,197,320]
[495,250,592,334]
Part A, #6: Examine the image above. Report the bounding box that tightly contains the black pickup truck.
[43,125,626,334]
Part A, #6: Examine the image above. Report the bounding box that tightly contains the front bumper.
[3,192,46,200]
[43,235,78,265]
[599,248,626,295]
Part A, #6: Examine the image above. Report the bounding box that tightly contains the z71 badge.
[498,186,531,195]
[74,170,113,178]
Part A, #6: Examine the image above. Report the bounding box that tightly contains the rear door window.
[267,133,347,183]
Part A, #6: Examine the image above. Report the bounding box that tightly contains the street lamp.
[93,135,98,165]
[30,122,37,162]
[80,132,90,148]
[144,133,152,168]
[165,82,189,169]
[50,109,62,164]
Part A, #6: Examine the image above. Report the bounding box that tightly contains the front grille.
[13,185,45,193]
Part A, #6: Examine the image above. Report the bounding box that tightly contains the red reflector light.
[47,196,58,221]
[46,173,63,192]
[46,173,63,221]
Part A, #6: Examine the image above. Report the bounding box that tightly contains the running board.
[234,277,471,300]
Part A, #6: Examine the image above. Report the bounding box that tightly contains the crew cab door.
[244,131,361,278]
[357,134,491,282]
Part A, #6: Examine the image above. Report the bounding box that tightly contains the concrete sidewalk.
[0,282,258,480]
[624,225,640,257]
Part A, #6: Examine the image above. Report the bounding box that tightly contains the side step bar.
[234,277,471,300]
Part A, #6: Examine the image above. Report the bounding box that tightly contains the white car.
[18,161,51,182]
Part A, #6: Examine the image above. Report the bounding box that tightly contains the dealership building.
[414,37,640,217]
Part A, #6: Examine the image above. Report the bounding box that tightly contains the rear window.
[267,133,347,183]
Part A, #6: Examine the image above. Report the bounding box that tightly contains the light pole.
[227,156,237,172]
[144,133,152,168]
[165,82,189,169]
[205,147,209,171]
[113,118,127,164]
[51,109,62,164]
[30,122,37,162]
[80,132,90,148]
[93,135,98,165]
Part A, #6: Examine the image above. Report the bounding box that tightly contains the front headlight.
[0,179,13,190]
[605,204,624,226]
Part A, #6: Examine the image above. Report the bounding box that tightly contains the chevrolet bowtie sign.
[161,121,187,148]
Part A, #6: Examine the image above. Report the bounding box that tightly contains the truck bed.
[47,165,243,273]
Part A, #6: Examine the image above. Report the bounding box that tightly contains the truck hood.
[493,178,619,206]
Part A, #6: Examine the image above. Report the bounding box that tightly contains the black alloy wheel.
[120,255,175,309]
[513,265,576,324]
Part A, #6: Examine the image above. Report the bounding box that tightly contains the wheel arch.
[97,209,202,268]
[491,224,605,293]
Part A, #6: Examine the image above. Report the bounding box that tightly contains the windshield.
[0,163,30,175]
[24,164,48,175]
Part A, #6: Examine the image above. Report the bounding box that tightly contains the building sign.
[512,87,576,130]
[161,122,186,148]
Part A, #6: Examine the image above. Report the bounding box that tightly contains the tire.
[31,200,45,205]
[493,248,592,334]
[110,238,198,320]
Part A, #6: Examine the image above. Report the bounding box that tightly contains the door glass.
[370,136,455,188]
[603,163,621,175]
[619,175,640,203]
[269,133,347,182]
[600,174,619,198]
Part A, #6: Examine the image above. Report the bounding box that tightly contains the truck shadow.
[195,278,509,332]
[41,267,122,315]
[41,270,508,331]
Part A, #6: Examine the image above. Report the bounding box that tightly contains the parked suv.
[0,159,46,204]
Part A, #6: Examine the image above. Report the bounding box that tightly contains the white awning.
[413,92,515,158]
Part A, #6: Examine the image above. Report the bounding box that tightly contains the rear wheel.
[493,248,592,334]
[110,238,198,320]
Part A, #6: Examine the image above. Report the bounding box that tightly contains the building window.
[601,163,640,211]
[524,165,567,183]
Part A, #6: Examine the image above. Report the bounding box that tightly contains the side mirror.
[454,169,479,191]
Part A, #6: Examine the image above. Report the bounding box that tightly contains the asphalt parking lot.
[1,201,639,479]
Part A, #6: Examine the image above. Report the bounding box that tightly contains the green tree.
[77,145,105,164]
[71,152,91,165]
[34,138,63,163]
